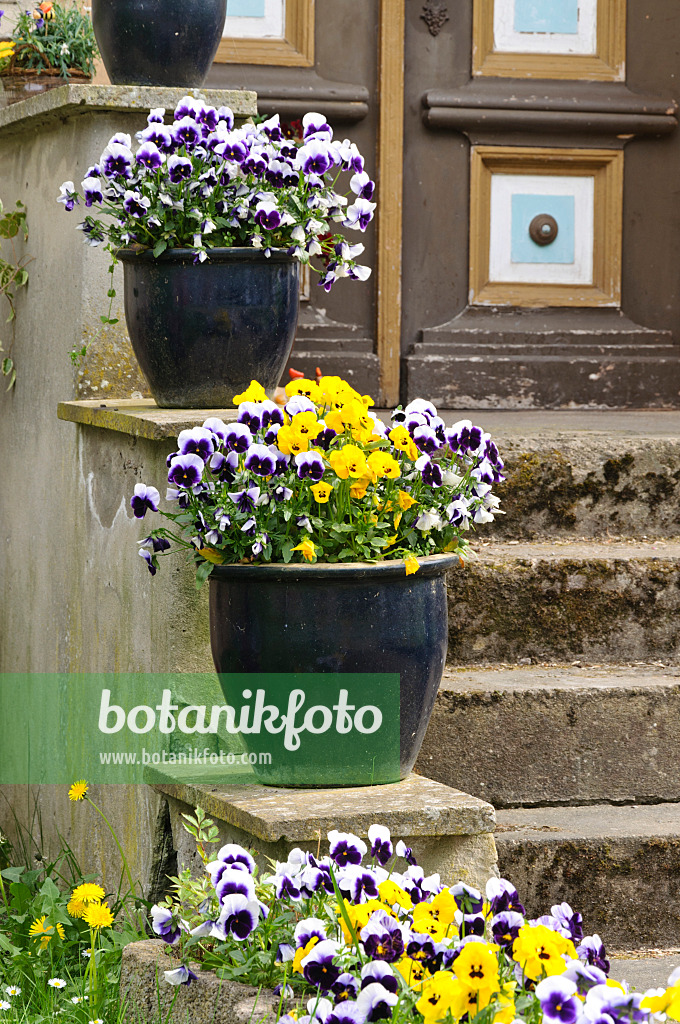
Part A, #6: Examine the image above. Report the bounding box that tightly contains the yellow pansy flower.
[404,554,420,576]
[411,904,449,941]
[291,538,317,562]
[512,923,577,980]
[389,426,419,461]
[429,888,459,925]
[233,380,267,404]
[341,398,374,431]
[394,956,426,989]
[643,986,680,1017]
[324,409,347,435]
[329,445,369,479]
[417,971,471,1024]
[453,942,500,991]
[292,936,319,974]
[285,378,322,402]
[290,411,322,440]
[276,425,309,455]
[398,489,418,511]
[447,979,495,1021]
[318,376,362,408]
[311,481,333,503]
[349,477,371,500]
[378,879,412,911]
[337,899,396,944]
[367,451,401,481]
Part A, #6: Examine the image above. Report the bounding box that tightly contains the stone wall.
[0,86,255,895]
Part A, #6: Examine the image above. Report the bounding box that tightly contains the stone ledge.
[0,83,257,137]
[152,772,496,842]
[120,939,282,1024]
[57,398,237,440]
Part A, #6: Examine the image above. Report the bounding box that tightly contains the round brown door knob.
[529,214,559,246]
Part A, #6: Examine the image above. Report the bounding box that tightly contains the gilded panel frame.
[469,146,623,307]
[472,0,626,81]
[216,0,314,67]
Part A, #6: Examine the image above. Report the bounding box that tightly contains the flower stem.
[85,796,146,934]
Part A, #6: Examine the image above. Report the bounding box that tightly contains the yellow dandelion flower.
[67,898,87,919]
[71,882,105,905]
[68,780,88,802]
[83,902,114,930]
[28,916,65,950]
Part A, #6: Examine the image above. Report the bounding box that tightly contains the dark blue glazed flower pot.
[209,555,458,787]
[91,0,227,88]
[118,248,300,408]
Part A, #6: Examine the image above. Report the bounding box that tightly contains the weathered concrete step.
[403,348,680,410]
[610,951,680,991]
[495,802,680,949]
[416,665,680,808]
[491,433,680,540]
[446,541,680,666]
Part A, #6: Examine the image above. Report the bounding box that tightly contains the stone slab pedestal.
[152,773,499,890]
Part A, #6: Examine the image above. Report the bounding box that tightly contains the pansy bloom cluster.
[57,97,374,284]
[151,820,677,1024]
[130,377,504,580]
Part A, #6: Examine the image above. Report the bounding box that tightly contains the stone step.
[391,410,680,539]
[416,665,680,808]
[609,951,680,991]
[494,802,680,949]
[446,541,680,665]
[491,432,680,540]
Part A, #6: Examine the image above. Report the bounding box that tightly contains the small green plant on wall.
[0,199,31,390]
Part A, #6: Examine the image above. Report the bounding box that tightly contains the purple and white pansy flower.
[58,100,375,284]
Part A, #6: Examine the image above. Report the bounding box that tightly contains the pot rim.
[116,246,296,264]
[209,552,460,582]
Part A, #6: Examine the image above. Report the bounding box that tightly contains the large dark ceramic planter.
[118,248,300,408]
[209,554,457,787]
[91,0,227,87]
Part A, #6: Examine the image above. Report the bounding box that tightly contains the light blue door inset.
[514,0,579,34]
[511,194,576,264]
[226,0,266,16]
